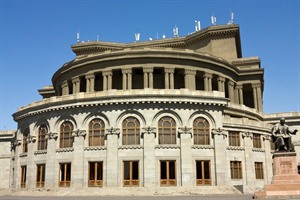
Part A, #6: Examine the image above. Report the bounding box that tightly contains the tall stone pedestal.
[254,152,300,199]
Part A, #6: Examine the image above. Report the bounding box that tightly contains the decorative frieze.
[84,146,107,151]
[191,145,214,150]
[56,148,74,153]
[252,148,265,153]
[226,146,245,151]
[34,150,47,155]
[118,145,144,150]
[242,132,253,139]
[155,145,180,149]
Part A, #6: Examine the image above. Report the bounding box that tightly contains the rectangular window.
[23,135,28,153]
[253,134,262,148]
[196,160,211,185]
[123,161,139,186]
[160,160,176,186]
[88,162,103,187]
[59,163,71,187]
[255,162,264,179]
[230,161,242,179]
[36,164,46,188]
[21,165,27,188]
[228,131,240,146]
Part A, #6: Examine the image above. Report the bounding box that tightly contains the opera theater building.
[7,24,299,194]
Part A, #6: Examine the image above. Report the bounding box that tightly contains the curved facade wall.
[11,24,275,193]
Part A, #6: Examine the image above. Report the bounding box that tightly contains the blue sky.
[0,0,299,130]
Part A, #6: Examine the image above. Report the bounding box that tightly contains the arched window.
[89,118,105,146]
[122,117,140,145]
[60,121,73,148]
[158,116,176,144]
[193,117,210,145]
[38,125,48,150]
[22,128,29,153]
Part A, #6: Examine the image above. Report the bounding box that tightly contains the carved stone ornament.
[26,135,36,143]
[178,126,192,138]
[211,127,227,138]
[263,134,271,141]
[141,126,156,138]
[46,132,58,140]
[242,132,253,139]
[105,127,120,138]
[10,139,21,151]
[72,129,87,138]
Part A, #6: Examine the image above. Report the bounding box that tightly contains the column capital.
[71,76,80,83]
[72,129,87,138]
[212,128,227,139]
[184,69,196,75]
[228,80,235,86]
[46,132,58,140]
[122,68,132,74]
[203,72,213,78]
[102,70,113,76]
[217,76,225,82]
[235,84,243,90]
[241,132,253,139]
[251,82,261,88]
[61,80,68,87]
[165,68,175,73]
[105,127,120,138]
[143,67,154,73]
[85,73,95,79]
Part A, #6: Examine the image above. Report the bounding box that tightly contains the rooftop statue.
[272,118,298,152]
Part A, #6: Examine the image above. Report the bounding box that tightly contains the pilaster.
[142,127,156,187]
[242,132,255,191]
[212,128,229,185]
[105,127,119,187]
[61,80,69,95]
[72,76,80,94]
[26,127,36,189]
[228,80,235,102]
[179,126,193,186]
[217,76,225,92]
[263,135,273,184]
[184,69,196,90]
[45,131,58,188]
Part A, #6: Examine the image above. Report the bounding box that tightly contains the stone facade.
[0,130,14,188]
[2,24,299,194]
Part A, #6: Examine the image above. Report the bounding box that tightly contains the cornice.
[13,90,228,121]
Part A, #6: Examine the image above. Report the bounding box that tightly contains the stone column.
[143,67,154,89]
[122,69,132,90]
[179,127,193,186]
[45,131,58,188]
[72,77,80,94]
[203,72,212,91]
[228,80,235,102]
[61,80,69,95]
[217,76,225,92]
[164,68,174,89]
[263,135,273,184]
[236,84,244,105]
[212,128,229,185]
[234,87,239,104]
[71,129,86,188]
[242,132,255,193]
[252,83,263,112]
[85,73,95,92]
[105,127,119,187]
[184,69,196,90]
[142,127,156,187]
[103,70,113,90]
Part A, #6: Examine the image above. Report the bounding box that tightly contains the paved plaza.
[0,195,298,200]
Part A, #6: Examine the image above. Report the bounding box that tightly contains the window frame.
[253,134,262,148]
[255,162,264,179]
[21,165,27,188]
[160,160,176,186]
[122,117,140,145]
[228,131,240,146]
[193,117,210,145]
[37,125,48,150]
[36,164,46,188]
[89,119,105,146]
[59,163,71,187]
[196,160,211,185]
[158,116,177,145]
[88,161,103,187]
[230,161,242,179]
[123,160,139,186]
[60,121,74,148]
